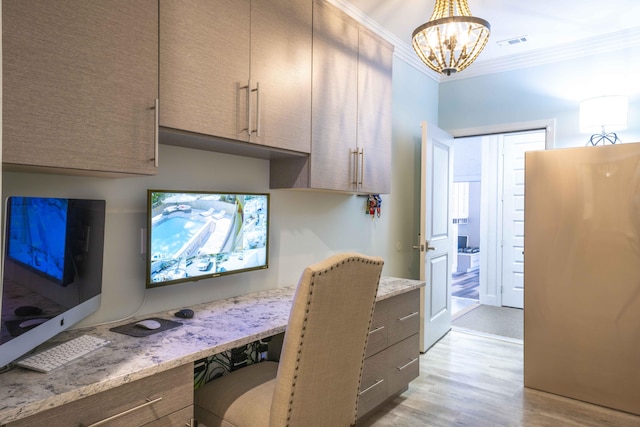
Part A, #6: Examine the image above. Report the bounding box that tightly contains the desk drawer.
[387,289,420,346]
[365,298,389,358]
[7,365,194,427]
[143,405,194,426]
[358,349,387,418]
[387,334,420,396]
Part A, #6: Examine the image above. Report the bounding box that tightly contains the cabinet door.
[309,0,358,191]
[357,30,393,194]
[3,0,158,176]
[160,0,251,142]
[250,0,312,153]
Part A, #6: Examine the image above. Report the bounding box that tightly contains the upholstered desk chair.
[194,252,384,427]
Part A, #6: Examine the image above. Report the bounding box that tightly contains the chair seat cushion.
[195,361,278,427]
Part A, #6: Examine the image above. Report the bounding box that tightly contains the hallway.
[451,270,479,317]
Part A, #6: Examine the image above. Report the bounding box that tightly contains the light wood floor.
[360,330,640,426]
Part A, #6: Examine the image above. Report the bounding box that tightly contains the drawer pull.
[369,325,385,334]
[398,311,419,322]
[359,378,384,396]
[397,357,419,371]
[82,397,163,427]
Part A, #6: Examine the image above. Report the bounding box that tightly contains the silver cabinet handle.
[241,80,251,136]
[397,357,419,371]
[82,397,162,427]
[152,98,159,167]
[398,311,419,322]
[359,147,365,187]
[352,148,359,187]
[359,378,384,396]
[369,325,385,334]
[253,81,260,137]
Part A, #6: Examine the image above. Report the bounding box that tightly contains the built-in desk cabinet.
[270,0,393,193]
[2,0,159,176]
[159,0,312,153]
[5,365,195,427]
[358,289,420,419]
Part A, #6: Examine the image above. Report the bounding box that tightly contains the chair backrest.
[270,253,384,427]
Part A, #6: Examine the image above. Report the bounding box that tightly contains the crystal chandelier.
[412,0,491,76]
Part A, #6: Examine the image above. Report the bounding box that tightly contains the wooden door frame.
[446,119,556,307]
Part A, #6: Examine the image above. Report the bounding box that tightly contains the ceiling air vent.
[497,35,529,47]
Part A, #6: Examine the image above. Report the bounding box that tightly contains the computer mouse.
[14,305,43,317]
[174,309,194,319]
[135,319,162,330]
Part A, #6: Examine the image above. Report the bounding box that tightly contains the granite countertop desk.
[0,276,425,425]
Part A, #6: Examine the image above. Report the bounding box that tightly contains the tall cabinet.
[159,0,312,153]
[2,0,158,176]
[524,144,640,416]
[270,0,393,194]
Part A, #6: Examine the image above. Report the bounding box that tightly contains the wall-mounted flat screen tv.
[146,190,269,288]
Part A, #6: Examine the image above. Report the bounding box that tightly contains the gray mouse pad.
[109,317,182,337]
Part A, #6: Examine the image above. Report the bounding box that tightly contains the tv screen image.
[6,197,73,286]
[146,190,269,288]
[0,197,106,368]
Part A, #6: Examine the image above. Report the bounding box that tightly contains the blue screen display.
[6,197,69,284]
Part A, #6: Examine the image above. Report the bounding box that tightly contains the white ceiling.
[339,0,640,79]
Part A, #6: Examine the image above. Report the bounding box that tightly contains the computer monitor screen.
[458,235,469,250]
[146,190,269,288]
[0,197,106,368]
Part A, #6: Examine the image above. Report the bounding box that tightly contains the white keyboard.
[16,334,110,373]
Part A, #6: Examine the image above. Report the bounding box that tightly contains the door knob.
[412,241,436,252]
[425,239,436,251]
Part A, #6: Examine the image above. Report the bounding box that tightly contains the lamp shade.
[579,96,628,134]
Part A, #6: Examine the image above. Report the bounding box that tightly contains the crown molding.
[444,26,640,81]
[329,0,640,83]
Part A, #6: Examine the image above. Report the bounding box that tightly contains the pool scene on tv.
[148,192,268,286]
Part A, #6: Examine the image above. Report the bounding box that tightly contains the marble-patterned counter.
[0,276,424,424]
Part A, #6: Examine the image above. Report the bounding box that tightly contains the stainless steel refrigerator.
[524,143,640,416]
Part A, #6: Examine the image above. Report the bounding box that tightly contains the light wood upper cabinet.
[160,0,250,143]
[2,0,159,176]
[250,0,312,153]
[357,29,393,194]
[159,0,312,154]
[308,0,359,191]
[270,0,393,194]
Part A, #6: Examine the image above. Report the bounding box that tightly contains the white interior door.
[501,131,546,308]
[419,122,454,352]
